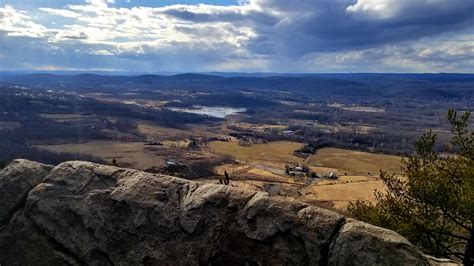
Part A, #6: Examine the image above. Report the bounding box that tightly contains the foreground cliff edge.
[0,159,458,265]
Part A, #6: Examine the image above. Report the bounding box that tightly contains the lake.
[168,105,247,118]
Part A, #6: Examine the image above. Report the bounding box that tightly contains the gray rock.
[0,160,457,265]
[328,220,430,265]
[0,210,81,266]
[0,159,53,225]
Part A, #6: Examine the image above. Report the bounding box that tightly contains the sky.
[0,0,473,73]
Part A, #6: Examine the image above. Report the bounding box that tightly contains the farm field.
[207,141,403,210]
[214,163,300,184]
[308,147,403,176]
[137,121,218,141]
[207,140,305,168]
[36,141,166,169]
[308,180,386,209]
[36,138,397,211]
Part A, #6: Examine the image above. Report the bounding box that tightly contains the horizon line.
[1,70,474,76]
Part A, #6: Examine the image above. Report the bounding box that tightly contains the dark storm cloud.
[243,0,474,55]
[156,0,474,57]
[161,5,277,25]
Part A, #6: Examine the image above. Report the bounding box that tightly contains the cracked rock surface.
[0,160,458,265]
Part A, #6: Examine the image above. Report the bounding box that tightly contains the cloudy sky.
[0,0,473,73]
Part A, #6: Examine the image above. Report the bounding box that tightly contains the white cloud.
[0,5,48,38]
[346,0,474,22]
[90,49,114,55]
[346,0,402,19]
[85,0,115,7]
[299,32,474,73]
[38,7,81,18]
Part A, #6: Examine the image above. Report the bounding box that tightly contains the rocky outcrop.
[0,160,458,265]
[0,159,53,226]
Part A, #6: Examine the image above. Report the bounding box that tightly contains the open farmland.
[207,140,305,168]
[36,141,165,169]
[214,162,299,184]
[137,121,218,141]
[307,180,386,209]
[308,147,403,176]
[207,142,403,210]
[35,138,401,210]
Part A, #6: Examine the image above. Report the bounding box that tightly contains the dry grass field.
[36,141,165,169]
[309,147,403,176]
[305,146,402,209]
[316,175,376,185]
[214,163,300,184]
[36,139,218,170]
[308,180,386,209]
[208,140,305,168]
[137,122,217,141]
[36,137,399,210]
[208,143,401,210]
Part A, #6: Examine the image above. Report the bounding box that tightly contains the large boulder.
[0,161,458,265]
[0,159,53,226]
[328,220,428,265]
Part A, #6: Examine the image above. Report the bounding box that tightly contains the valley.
[0,73,472,211]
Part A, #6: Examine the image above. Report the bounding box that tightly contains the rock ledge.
[0,160,458,265]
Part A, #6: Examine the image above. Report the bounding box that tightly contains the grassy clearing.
[309,147,403,176]
[208,140,305,168]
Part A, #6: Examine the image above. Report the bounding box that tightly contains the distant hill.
[1,73,473,99]
[391,88,461,99]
